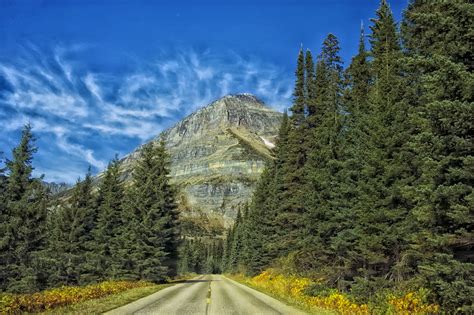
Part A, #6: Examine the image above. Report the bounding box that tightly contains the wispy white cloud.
[56,137,106,170]
[0,45,292,183]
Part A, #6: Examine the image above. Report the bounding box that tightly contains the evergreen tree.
[203,240,223,274]
[92,156,125,280]
[292,48,306,125]
[331,25,372,286]
[345,25,371,119]
[302,34,345,277]
[126,140,180,282]
[0,125,48,293]
[243,167,277,275]
[305,49,317,120]
[178,239,192,274]
[401,0,474,311]
[48,169,96,286]
[239,110,293,274]
[275,51,309,256]
[217,1,472,312]
[348,0,413,290]
[268,111,292,258]
[228,208,243,273]
[0,153,8,290]
[6,125,37,201]
[222,227,234,272]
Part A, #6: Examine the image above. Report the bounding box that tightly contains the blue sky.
[0,0,407,183]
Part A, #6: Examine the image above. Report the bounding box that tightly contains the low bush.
[0,280,154,313]
[231,269,440,315]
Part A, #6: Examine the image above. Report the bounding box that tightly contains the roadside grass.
[226,274,335,315]
[36,274,199,314]
[39,284,172,314]
[1,276,197,314]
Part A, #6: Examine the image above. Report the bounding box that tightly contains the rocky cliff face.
[120,93,282,233]
[42,181,71,195]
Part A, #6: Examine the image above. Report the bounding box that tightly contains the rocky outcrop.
[120,93,282,230]
[42,181,71,195]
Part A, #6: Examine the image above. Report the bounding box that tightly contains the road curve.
[105,274,307,315]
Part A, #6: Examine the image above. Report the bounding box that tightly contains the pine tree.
[222,227,233,272]
[243,167,277,275]
[292,48,306,125]
[401,0,474,311]
[114,194,141,280]
[241,200,268,275]
[48,169,96,286]
[178,239,192,274]
[92,156,125,280]
[228,208,243,273]
[345,25,371,119]
[0,153,8,290]
[305,50,317,120]
[212,1,472,312]
[126,140,180,282]
[302,34,345,277]
[231,112,291,275]
[0,125,48,293]
[204,241,222,274]
[347,0,413,292]
[241,110,294,274]
[6,125,37,201]
[275,51,310,257]
[330,25,372,286]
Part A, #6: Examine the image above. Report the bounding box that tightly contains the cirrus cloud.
[0,45,292,183]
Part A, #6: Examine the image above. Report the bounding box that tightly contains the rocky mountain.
[120,93,282,234]
[42,181,71,195]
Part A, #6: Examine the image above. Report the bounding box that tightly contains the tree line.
[0,126,180,293]
[178,238,224,275]
[223,0,472,312]
[0,0,471,312]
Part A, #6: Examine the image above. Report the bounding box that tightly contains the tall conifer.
[276,50,309,256]
[48,169,95,286]
[349,0,411,289]
[401,0,473,311]
[126,140,180,282]
[93,156,125,280]
[303,34,345,276]
[292,48,306,125]
[1,125,48,292]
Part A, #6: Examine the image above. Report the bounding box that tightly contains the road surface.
[105,274,307,315]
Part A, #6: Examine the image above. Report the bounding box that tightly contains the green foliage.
[0,127,182,294]
[400,0,474,311]
[305,50,317,119]
[291,48,306,125]
[302,33,345,276]
[227,0,473,312]
[0,125,49,293]
[1,2,471,313]
[123,140,180,282]
[92,156,126,280]
[179,238,223,274]
[5,124,37,201]
[47,169,96,287]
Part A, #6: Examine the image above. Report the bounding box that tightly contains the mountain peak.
[222,93,261,102]
[120,94,282,228]
[206,93,269,112]
[164,93,279,145]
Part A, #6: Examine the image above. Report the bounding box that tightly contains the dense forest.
[221,0,472,313]
[0,0,472,313]
[0,128,180,292]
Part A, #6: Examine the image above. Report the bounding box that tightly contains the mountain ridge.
[104,93,282,235]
